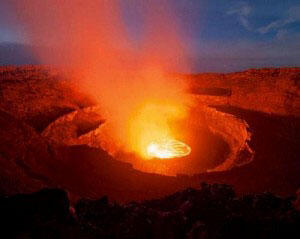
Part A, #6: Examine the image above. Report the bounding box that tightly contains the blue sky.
[173,0,300,59]
[0,0,299,72]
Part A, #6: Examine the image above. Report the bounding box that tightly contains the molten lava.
[147,139,191,159]
[126,100,190,160]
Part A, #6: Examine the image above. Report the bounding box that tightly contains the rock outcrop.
[0,188,81,238]
[0,109,57,195]
[73,183,300,238]
[187,67,300,116]
[0,66,94,132]
[2,184,299,238]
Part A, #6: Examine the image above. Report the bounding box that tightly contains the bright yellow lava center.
[146,139,191,159]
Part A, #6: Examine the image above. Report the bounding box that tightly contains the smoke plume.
[12,0,191,156]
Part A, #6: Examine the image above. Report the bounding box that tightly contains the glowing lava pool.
[147,139,191,159]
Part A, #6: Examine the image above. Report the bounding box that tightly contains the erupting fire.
[147,139,191,159]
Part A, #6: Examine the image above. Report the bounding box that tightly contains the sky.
[0,0,299,72]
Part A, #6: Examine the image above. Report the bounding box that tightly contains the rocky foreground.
[1,183,300,239]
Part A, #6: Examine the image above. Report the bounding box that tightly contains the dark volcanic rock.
[0,66,94,132]
[0,188,81,238]
[0,109,57,195]
[195,106,300,197]
[1,183,300,238]
[188,67,300,116]
[75,183,300,239]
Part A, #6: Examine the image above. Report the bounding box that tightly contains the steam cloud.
[12,0,191,156]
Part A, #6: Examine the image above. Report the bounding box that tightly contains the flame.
[147,139,191,159]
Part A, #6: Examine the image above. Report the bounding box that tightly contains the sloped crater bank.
[42,104,253,176]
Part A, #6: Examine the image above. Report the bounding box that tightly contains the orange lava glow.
[147,139,191,159]
[14,1,193,160]
[126,100,190,159]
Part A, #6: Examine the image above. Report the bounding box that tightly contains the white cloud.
[227,3,251,16]
[227,2,300,38]
[258,18,293,34]
[227,2,252,31]
[258,4,300,34]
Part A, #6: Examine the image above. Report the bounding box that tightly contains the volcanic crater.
[0,66,299,202]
